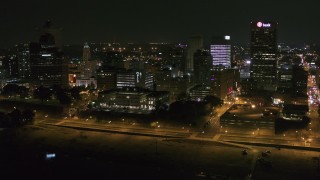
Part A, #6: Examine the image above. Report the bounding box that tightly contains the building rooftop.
[282,104,309,114]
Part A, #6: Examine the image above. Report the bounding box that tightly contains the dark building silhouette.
[210,66,235,100]
[185,35,203,73]
[96,51,125,90]
[292,66,308,96]
[193,50,212,85]
[277,63,293,92]
[39,20,63,51]
[96,66,119,90]
[240,78,257,95]
[29,21,68,87]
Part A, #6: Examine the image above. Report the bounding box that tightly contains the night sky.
[1,0,320,47]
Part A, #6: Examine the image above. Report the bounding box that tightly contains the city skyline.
[1,1,320,179]
[1,0,320,48]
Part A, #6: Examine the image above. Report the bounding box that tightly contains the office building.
[29,21,68,87]
[185,35,203,73]
[240,78,257,95]
[210,66,234,100]
[76,77,97,89]
[15,44,30,79]
[210,36,231,68]
[193,50,212,85]
[292,66,308,96]
[189,85,211,102]
[79,43,98,78]
[39,20,63,50]
[155,74,192,103]
[250,21,278,91]
[96,66,119,90]
[98,87,169,114]
[116,70,154,90]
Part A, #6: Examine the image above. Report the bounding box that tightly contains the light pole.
[155,137,158,154]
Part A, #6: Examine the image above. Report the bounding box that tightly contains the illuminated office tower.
[117,70,154,90]
[80,42,96,78]
[210,36,231,68]
[250,21,278,91]
[15,43,30,79]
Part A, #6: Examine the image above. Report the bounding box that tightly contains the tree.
[56,90,72,105]
[18,86,29,98]
[0,112,10,127]
[88,82,96,90]
[34,86,52,102]
[2,84,20,96]
[177,92,188,101]
[70,87,81,100]
[204,95,223,108]
[8,109,22,127]
[51,85,63,95]
[22,109,35,123]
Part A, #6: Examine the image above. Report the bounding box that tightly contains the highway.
[35,113,320,151]
[36,118,194,138]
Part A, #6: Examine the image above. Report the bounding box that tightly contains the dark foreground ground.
[0,125,251,180]
[1,125,320,180]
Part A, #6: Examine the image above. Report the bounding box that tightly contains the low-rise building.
[281,104,309,121]
[189,85,211,102]
[76,77,97,89]
[97,87,169,114]
[220,104,275,130]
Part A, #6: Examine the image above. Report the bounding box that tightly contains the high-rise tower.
[250,21,278,91]
[210,36,231,68]
[185,35,203,73]
[40,20,63,51]
[29,21,68,87]
[80,42,94,78]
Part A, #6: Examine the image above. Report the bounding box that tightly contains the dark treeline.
[0,109,35,128]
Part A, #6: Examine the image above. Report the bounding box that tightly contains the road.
[200,102,234,137]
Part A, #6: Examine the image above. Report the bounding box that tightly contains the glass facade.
[210,44,231,68]
[250,21,278,91]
